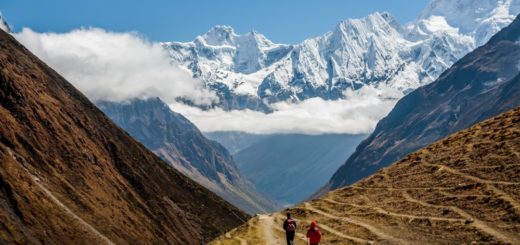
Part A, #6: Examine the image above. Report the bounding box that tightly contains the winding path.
[402,192,520,244]
[303,202,404,244]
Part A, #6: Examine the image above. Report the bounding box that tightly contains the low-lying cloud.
[13,27,216,105]
[171,85,401,135]
[12,27,400,135]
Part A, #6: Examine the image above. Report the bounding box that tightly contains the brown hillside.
[213,107,520,244]
[0,30,248,244]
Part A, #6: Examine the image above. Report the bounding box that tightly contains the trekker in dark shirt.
[282,213,297,245]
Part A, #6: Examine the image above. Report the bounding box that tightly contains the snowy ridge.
[163,0,519,111]
[0,14,11,33]
[419,0,520,45]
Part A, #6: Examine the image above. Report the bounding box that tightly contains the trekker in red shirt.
[306,220,322,245]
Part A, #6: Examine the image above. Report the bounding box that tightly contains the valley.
[1,0,520,244]
[212,106,520,244]
[232,134,366,206]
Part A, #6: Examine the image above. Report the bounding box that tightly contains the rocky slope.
[212,106,520,244]
[97,98,279,214]
[164,0,519,111]
[0,29,248,244]
[325,13,520,192]
[233,134,366,206]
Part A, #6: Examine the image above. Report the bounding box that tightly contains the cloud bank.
[14,27,216,105]
[12,27,400,135]
[171,85,400,135]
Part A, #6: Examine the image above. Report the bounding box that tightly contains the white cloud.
[11,27,400,135]
[171,85,401,135]
[13,27,216,105]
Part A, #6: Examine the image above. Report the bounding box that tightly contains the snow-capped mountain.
[418,0,520,46]
[163,0,519,111]
[0,15,11,33]
[324,13,520,192]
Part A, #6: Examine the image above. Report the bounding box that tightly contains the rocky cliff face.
[326,14,520,191]
[0,29,248,244]
[98,98,280,214]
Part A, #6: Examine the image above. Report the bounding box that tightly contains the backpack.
[286,219,296,232]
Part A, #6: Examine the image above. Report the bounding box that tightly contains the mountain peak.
[200,25,237,46]
[330,11,403,45]
[0,14,11,33]
[208,25,235,34]
[420,0,520,34]
[243,29,276,48]
[335,11,400,33]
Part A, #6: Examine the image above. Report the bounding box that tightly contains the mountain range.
[0,29,247,244]
[324,13,520,192]
[163,0,519,111]
[97,98,279,214]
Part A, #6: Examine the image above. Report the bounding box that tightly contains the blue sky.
[1,0,429,43]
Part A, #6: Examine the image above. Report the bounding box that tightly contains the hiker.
[283,213,297,245]
[306,220,321,245]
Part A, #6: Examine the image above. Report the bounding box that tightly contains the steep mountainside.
[326,14,520,191]
[98,98,279,214]
[213,106,520,244]
[0,30,248,244]
[164,0,519,111]
[233,134,366,206]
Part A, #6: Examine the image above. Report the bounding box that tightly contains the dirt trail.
[324,198,466,223]
[319,223,373,244]
[303,203,404,244]
[33,178,115,245]
[451,207,519,244]
[427,163,519,185]
[402,192,519,244]
[351,186,455,191]
[487,185,520,211]
[6,147,115,245]
[258,214,280,245]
